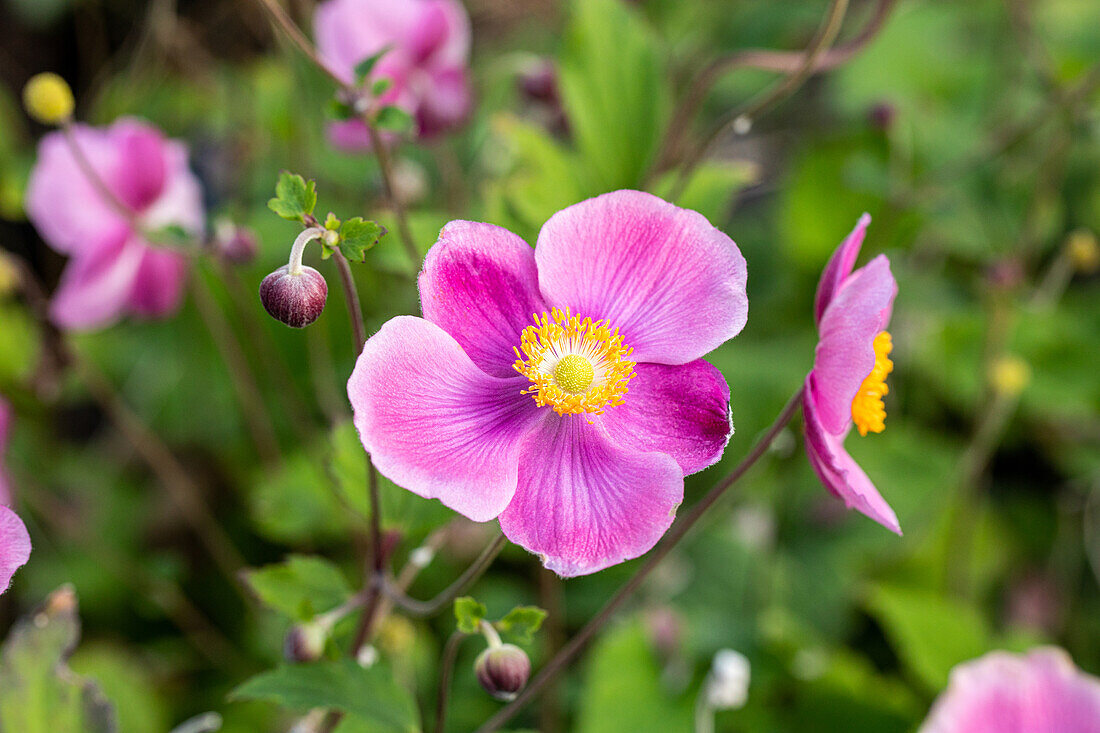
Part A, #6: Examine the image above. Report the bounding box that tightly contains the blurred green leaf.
[230,660,418,732]
[651,160,760,225]
[244,555,353,622]
[495,606,547,644]
[375,106,414,134]
[354,47,391,85]
[0,587,117,733]
[865,584,992,691]
[454,597,487,634]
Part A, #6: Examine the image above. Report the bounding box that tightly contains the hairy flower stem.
[384,533,508,617]
[434,631,469,733]
[669,0,850,199]
[475,388,805,733]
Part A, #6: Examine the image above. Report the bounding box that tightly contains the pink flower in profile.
[348,191,747,576]
[0,398,30,595]
[25,118,204,331]
[803,214,901,533]
[921,648,1100,733]
[314,0,472,147]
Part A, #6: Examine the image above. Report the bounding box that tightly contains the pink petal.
[803,379,900,533]
[419,221,549,378]
[128,246,189,317]
[814,213,870,325]
[112,120,167,211]
[138,137,206,236]
[920,648,1100,733]
[535,190,748,365]
[499,415,683,577]
[598,360,732,476]
[416,66,470,138]
[0,505,30,595]
[347,316,543,522]
[810,255,897,435]
[50,230,147,331]
[417,0,470,68]
[25,126,129,255]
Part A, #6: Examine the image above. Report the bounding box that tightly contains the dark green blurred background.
[1,0,1099,730]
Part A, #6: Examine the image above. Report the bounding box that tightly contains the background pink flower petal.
[920,648,1100,733]
[499,414,683,577]
[419,220,549,378]
[348,316,542,522]
[598,360,732,476]
[49,231,147,330]
[535,190,748,365]
[810,254,896,435]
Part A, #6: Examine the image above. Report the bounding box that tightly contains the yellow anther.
[23,73,74,125]
[851,331,893,436]
[989,355,1030,397]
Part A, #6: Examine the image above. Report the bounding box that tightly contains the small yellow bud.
[22,73,74,125]
[990,355,1030,398]
[1066,229,1100,274]
[377,614,416,657]
[0,253,19,299]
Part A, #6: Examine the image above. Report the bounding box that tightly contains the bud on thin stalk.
[260,227,329,328]
[474,621,530,702]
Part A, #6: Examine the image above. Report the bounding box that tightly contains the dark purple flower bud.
[867,102,897,131]
[214,221,259,264]
[475,644,530,701]
[283,621,327,663]
[260,265,327,328]
[518,60,559,104]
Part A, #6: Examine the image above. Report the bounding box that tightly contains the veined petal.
[50,230,146,331]
[535,190,748,365]
[811,255,897,435]
[499,414,683,577]
[347,316,542,522]
[920,648,1100,733]
[803,381,900,534]
[0,505,30,595]
[599,360,732,475]
[420,221,549,378]
[814,213,870,325]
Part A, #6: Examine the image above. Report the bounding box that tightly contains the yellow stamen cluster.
[23,73,74,125]
[513,308,635,416]
[851,331,893,436]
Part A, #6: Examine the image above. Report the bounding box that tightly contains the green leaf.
[338,217,387,262]
[650,160,760,225]
[374,105,414,134]
[354,47,392,85]
[250,448,353,544]
[327,98,355,121]
[267,172,317,223]
[495,606,548,644]
[230,659,418,732]
[454,597,486,634]
[865,584,993,691]
[371,77,393,97]
[243,555,354,622]
[559,0,670,189]
[0,586,117,733]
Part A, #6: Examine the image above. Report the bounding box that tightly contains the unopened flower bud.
[475,644,530,701]
[868,101,897,131]
[989,355,1030,398]
[518,60,559,104]
[283,620,328,663]
[0,253,20,299]
[213,220,258,264]
[23,73,74,125]
[1066,229,1100,274]
[260,265,327,328]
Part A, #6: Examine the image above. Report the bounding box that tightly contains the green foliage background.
[0,0,1099,730]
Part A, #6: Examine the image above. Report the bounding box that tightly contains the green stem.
[385,533,508,617]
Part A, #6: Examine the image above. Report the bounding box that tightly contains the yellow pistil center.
[513,308,635,416]
[851,331,893,436]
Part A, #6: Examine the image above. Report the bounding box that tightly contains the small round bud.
[0,253,20,299]
[475,644,530,701]
[213,220,258,265]
[989,355,1030,398]
[518,60,559,104]
[1066,229,1100,274]
[260,265,327,328]
[705,649,750,710]
[867,101,897,131]
[23,73,74,125]
[283,621,328,663]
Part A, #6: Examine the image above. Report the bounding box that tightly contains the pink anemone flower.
[26,118,205,331]
[921,648,1100,733]
[314,0,471,147]
[348,190,747,576]
[0,398,30,595]
[803,214,901,533]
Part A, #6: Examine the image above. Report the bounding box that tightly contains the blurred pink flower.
[921,648,1100,733]
[803,214,901,533]
[0,398,30,595]
[314,0,472,146]
[26,118,204,331]
[348,191,747,576]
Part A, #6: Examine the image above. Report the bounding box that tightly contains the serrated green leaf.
[338,217,387,262]
[0,587,117,733]
[454,597,487,634]
[495,606,548,644]
[267,172,317,223]
[243,555,353,622]
[354,46,392,85]
[324,212,341,230]
[374,105,414,133]
[230,659,417,732]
